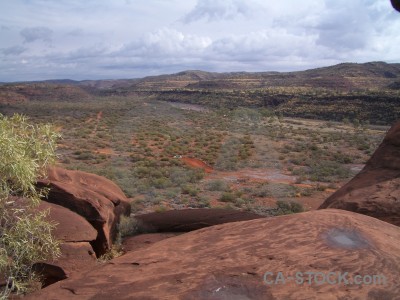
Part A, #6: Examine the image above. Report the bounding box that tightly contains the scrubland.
[1,96,387,214]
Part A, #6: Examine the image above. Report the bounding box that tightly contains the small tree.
[0,114,61,298]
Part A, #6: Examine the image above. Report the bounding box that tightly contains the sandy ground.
[180,156,343,210]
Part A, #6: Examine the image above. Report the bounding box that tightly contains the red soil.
[90,111,103,136]
[95,148,114,155]
[181,157,213,173]
[181,157,333,210]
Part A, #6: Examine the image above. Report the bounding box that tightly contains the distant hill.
[99,61,400,91]
[0,62,399,124]
[0,82,91,103]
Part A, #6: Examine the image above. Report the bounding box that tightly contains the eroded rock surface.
[135,208,265,232]
[33,199,97,286]
[30,209,400,299]
[37,167,131,255]
[319,121,400,226]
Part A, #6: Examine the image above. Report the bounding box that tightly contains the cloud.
[20,26,53,43]
[1,45,27,56]
[66,28,85,36]
[120,28,212,57]
[66,44,110,61]
[0,0,399,81]
[210,29,319,60]
[314,1,374,50]
[183,0,256,23]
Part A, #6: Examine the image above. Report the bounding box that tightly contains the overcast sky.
[0,0,399,82]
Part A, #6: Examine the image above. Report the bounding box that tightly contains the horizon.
[1,0,400,82]
[0,60,396,84]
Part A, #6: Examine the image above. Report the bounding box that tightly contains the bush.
[308,161,351,182]
[117,215,139,238]
[219,192,236,202]
[251,184,271,197]
[206,180,229,191]
[181,185,199,196]
[275,200,304,215]
[0,114,61,297]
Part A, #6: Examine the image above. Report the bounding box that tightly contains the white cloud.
[120,28,212,57]
[210,29,319,60]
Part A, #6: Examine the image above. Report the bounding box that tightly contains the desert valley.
[0,60,400,299]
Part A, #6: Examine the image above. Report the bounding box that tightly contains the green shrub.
[117,215,140,238]
[206,180,229,191]
[0,114,61,297]
[219,192,236,202]
[181,185,199,196]
[251,184,271,197]
[308,161,351,182]
[197,196,211,208]
[275,200,304,215]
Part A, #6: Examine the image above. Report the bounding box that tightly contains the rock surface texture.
[32,201,97,286]
[37,167,131,256]
[135,208,265,232]
[34,167,130,285]
[29,209,400,300]
[319,121,400,226]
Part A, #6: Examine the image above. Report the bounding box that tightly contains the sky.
[0,0,399,82]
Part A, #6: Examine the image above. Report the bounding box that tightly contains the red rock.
[33,243,96,287]
[135,208,265,232]
[37,167,131,255]
[122,233,182,252]
[28,209,400,299]
[39,201,97,243]
[319,121,400,226]
[32,202,97,286]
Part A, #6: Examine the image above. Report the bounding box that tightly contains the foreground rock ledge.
[29,209,400,300]
[319,121,400,226]
[37,167,131,256]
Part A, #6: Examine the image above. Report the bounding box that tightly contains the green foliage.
[206,180,229,192]
[117,215,139,238]
[0,114,60,297]
[275,200,304,215]
[307,161,351,182]
[219,192,236,202]
[181,184,199,196]
[250,184,271,197]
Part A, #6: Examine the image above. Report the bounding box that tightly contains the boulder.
[39,201,97,243]
[28,209,400,299]
[34,201,98,286]
[319,121,400,226]
[37,167,131,255]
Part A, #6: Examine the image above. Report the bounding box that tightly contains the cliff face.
[319,121,400,226]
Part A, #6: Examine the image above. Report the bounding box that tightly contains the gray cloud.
[0,0,399,82]
[183,0,256,23]
[1,45,27,56]
[315,1,374,50]
[66,28,85,36]
[20,26,53,43]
